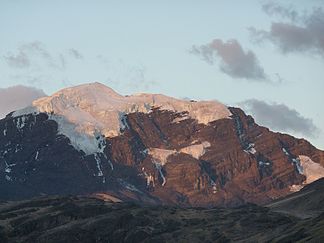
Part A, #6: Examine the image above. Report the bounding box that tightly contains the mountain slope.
[267,178,324,219]
[1,82,324,206]
[1,180,324,243]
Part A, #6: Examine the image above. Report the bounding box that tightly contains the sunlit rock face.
[1,82,324,207]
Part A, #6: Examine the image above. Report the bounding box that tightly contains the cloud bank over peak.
[191,39,267,81]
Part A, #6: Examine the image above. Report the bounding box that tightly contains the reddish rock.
[0,107,323,207]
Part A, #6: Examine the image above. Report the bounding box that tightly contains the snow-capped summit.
[13,82,231,155]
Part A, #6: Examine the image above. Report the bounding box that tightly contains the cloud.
[3,51,30,68]
[68,48,83,59]
[0,85,46,119]
[250,3,324,56]
[3,41,53,69]
[3,42,84,70]
[191,39,267,81]
[262,2,299,21]
[96,55,158,91]
[240,99,319,138]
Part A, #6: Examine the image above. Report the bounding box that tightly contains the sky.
[0,0,323,149]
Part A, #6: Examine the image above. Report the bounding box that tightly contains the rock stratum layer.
[1,83,324,207]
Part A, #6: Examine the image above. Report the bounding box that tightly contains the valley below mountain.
[1,178,324,242]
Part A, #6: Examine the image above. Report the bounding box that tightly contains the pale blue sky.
[0,0,323,149]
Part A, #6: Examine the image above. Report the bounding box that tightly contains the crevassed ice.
[13,82,231,155]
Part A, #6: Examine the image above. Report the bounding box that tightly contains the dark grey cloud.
[240,99,319,138]
[191,39,267,81]
[250,4,324,56]
[0,85,46,119]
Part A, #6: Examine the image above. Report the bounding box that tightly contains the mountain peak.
[2,82,324,209]
[47,82,123,100]
[13,82,231,155]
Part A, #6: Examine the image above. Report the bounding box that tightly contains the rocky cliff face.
[1,83,324,207]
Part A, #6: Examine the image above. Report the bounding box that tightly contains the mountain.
[1,82,324,207]
[1,179,324,242]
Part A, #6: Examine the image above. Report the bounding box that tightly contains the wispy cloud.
[97,55,159,91]
[68,48,83,59]
[0,85,46,118]
[191,39,267,81]
[250,3,324,56]
[3,42,53,69]
[240,99,319,138]
[262,2,299,21]
[3,42,84,70]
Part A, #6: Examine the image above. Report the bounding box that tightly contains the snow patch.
[299,155,324,184]
[179,141,211,159]
[244,143,256,155]
[148,141,211,163]
[292,158,303,174]
[282,147,304,174]
[15,144,21,153]
[117,179,142,193]
[46,113,106,155]
[148,148,176,166]
[35,151,39,161]
[119,112,129,130]
[153,161,167,186]
[258,161,270,166]
[172,114,190,123]
[289,184,303,192]
[15,116,27,130]
[282,148,290,156]
[12,106,38,117]
[149,141,211,164]
[210,179,217,194]
[94,153,104,177]
[142,167,155,187]
[148,141,211,187]
[290,155,324,192]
